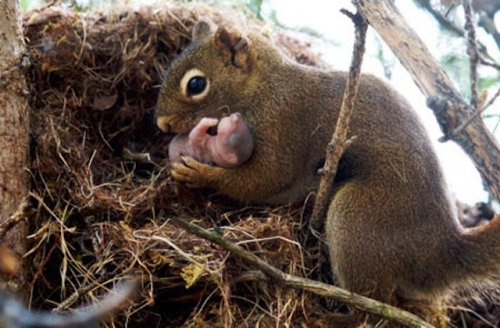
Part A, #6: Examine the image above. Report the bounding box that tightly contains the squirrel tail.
[458,214,500,281]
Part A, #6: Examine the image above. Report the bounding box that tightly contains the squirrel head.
[156,19,256,134]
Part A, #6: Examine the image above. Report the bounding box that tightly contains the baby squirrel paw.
[171,156,223,188]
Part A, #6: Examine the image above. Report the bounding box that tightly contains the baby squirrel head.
[156,19,256,134]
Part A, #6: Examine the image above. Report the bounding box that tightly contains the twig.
[479,57,500,70]
[444,102,490,141]
[0,201,29,240]
[416,0,462,35]
[414,0,497,63]
[52,279,103,313]
[482,86,500,110]
[463,0,479,108]
[309,10,367,232]
[477,12,500,51]
[168,215,433,328]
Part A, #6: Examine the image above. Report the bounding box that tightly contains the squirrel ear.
[216,27,250,70]
[192,19,216,41]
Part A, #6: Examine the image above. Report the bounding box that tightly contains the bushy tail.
[12,279,137,328]
[458,215,500,281]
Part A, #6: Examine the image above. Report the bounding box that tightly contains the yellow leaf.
[180,264,205,289]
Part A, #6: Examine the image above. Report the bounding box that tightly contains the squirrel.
[155,19,500,325]
[168,112,254,168]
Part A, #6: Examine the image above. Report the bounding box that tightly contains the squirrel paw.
[171,156,222,188]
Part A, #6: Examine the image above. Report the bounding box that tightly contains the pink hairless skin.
[168,112,254,168]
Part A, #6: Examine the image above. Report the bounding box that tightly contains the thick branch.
[354,0,500,201]
[168,215,433,328]
[309,11,367,232]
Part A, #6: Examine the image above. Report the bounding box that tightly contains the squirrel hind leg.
[457,214,500,281]
[323,299,447,328]
[395,297,448,328]
[325,295,447,327]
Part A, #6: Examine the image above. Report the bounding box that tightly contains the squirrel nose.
[156,116,171,133]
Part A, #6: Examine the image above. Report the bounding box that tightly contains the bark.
[354,0,500,201]
[0,0,30,295]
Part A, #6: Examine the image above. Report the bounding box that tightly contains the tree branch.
[309,10,367,232]
[354,0,500,201]
[168,215,433,328]
[463,0,480,108]
[413,0,497,62]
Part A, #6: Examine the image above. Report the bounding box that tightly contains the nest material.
[21,2,499,327]
[23,2,327,327]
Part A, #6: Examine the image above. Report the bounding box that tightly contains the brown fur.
[156,19,500,325]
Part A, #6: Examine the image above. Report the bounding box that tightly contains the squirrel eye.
[187,76,207,96]
[180,68,210,100]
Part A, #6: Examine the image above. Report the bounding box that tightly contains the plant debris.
[22,3,327,327]
[19,2,500,327]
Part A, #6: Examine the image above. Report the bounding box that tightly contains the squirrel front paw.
[171,156,223,189]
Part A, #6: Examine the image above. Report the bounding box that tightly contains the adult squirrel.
[156,19,500,325]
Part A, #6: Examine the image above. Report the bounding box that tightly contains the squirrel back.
[156,19,500,324]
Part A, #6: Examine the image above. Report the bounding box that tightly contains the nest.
[23,2,328,327]
[20,2,500,327]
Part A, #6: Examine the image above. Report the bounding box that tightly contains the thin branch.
[463,0,479,108]
[0,201,29,240]
[414,0,497,63]
[354,0,500,201]
[483,86,500,111]
[416,0,465,36]
[168,215,433,328]
[309,10,367,232]
[479,57,500,70]
[477,13,500,50]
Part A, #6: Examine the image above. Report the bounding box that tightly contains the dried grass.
[22,2,328,327]
[20,2,499,327]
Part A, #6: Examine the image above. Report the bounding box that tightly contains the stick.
[309,10,367,232]
[168,215,433,328]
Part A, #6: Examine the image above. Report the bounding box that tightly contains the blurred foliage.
[411,0,500,138]
[21,0,42,10]
[183,0,267,20]
[441,53,472,98]
[374,34,397,80]
[244,0,264,20]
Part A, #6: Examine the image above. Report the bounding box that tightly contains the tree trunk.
[0,0,30,295]
[354,0,500,200]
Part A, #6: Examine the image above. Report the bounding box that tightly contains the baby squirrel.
[168,112,254,168]
[156,19,500,324]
